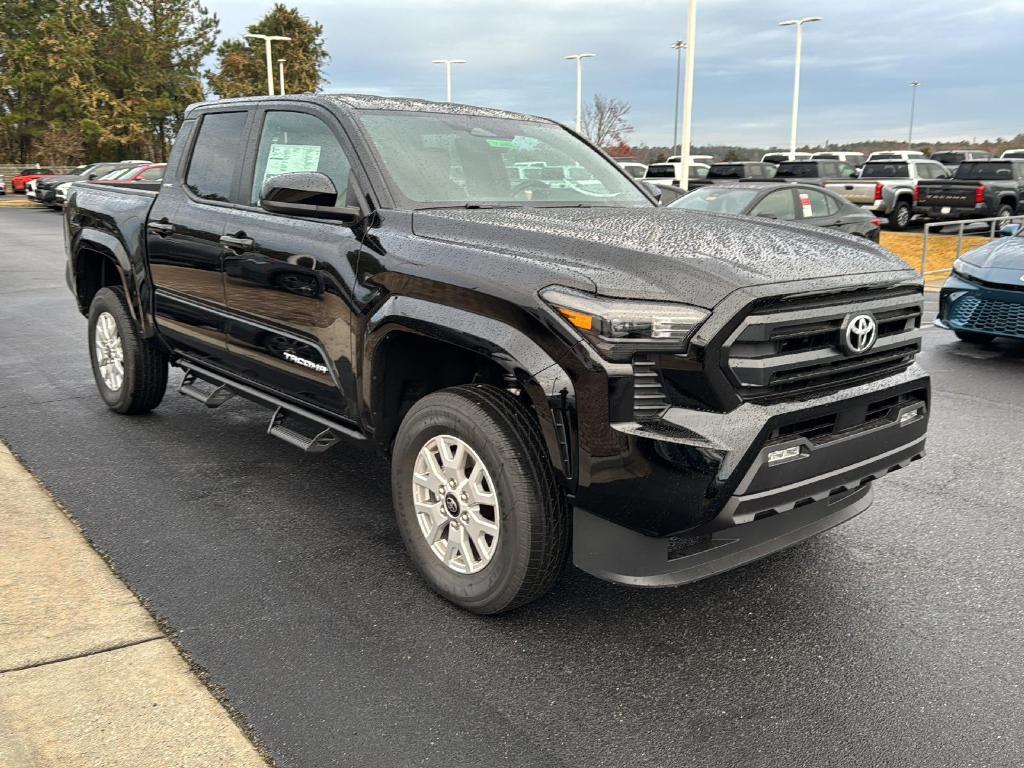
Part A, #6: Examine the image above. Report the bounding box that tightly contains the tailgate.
[916,182,980,207]
[826,181,878,205]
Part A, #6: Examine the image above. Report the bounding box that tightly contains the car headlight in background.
[541,287,708,361]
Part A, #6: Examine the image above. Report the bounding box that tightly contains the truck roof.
[185,93,551,125]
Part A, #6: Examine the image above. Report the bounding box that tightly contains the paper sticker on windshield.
[799,192,813,217]
[263,144,322,185]
[486,139,516,149]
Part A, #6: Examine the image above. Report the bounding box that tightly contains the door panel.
[222,108,364,420]
[148,110,252,364]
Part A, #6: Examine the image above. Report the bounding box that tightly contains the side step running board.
[176,361,365,453]
[268,407,339,453]
[179,371,236,408]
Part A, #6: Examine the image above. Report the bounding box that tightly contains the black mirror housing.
[642,181,663,203]
[260,171,361,223]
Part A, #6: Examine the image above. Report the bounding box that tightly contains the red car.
[11,167,57,193]
[93,163,167,184]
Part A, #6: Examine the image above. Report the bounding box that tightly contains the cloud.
[207,0,1024,147]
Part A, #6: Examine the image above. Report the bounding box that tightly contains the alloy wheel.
[412,434,500,574]
[94,311,125,391]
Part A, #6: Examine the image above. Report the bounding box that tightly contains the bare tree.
[581,95,634,149]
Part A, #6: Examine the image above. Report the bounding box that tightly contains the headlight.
[57,182,72,192]
[952,258,970,278]
[541,286,708,361]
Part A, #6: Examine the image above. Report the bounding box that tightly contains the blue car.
[936,223,1024,343]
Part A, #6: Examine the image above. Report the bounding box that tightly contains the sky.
[207,0,1024,149]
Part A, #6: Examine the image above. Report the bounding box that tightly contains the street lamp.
[431,59,466,103]
[779,16,822,160]
[678,0,698,191]
[564,53,595,133]
[671,41,687,154]
[278,59,286,96]
[908,80,920,148]
[244,34,291,96]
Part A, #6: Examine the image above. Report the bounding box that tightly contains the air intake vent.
[632,355,670,420]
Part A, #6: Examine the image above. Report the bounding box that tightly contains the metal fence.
[919,214,1024,278]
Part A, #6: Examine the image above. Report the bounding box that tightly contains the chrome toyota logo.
[842,314,877,355]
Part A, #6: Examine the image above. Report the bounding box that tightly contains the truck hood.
[960,236,1024,283]
[412,206,908,308]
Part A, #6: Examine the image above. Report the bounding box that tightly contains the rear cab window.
[185,111,250,202]
[860,162,909,179]
[955,162,1015,181]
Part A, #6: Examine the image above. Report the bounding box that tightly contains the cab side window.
[251,111,353,207]
[185,111,248,202]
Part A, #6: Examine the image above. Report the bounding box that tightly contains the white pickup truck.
[825,158,949,230]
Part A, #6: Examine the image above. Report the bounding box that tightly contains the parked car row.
[28,161,162,209]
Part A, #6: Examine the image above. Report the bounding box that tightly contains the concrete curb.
[0,441,270,768]
[0,197,46,209]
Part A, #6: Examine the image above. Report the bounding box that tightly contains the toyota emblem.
[842,314,877,355]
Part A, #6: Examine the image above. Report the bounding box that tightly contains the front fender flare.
[364,295,578,486]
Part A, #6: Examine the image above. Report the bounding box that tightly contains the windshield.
[100,168,132,180]
[775,162,819,178]
[668,187,759,214]
[20,168,50,175]
[621,164,646,179]
[707,164,746,179]
[860,162,909,179]
[955,162,1015,180]
[358,112,649,208]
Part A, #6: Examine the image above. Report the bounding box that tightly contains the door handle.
[147,220,174,236]
[220,234,254,252]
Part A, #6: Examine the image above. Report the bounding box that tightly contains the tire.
[887,200,912,231]
[955,330,994,345]
[391,384,570,614]
[87,286,168,414]
[995,203,1014,224]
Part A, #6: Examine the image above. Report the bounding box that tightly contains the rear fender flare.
[73,228,153,336]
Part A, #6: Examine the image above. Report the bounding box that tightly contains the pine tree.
[206,4,328,99]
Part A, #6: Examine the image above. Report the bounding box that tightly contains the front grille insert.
[726,287,923,403]
[769,389,927,445]
[950,294,1024,335]
[632,355,670,420]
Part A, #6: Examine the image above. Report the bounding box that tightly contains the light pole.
[671,41,687,155]
[431,59,466,103]
[679,0,697,191]
[779,16,822,160]
[277,59,286,95]
[908,80,920,148]
[244,34,291,96]
[564,53,595,133]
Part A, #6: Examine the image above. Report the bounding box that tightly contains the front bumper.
[34,187,57,205]
[936,273,1024,340]
[572,366,929,586]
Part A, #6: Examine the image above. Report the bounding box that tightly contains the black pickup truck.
[916,159,1024,222]
[65,94,930,613]
[687,161,778,190]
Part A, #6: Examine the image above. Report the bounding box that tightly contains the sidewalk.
[0,442,269,768]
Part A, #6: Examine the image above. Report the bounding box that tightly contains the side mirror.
[260,172,361,223]
[87,173,97,180]
[642,181,663,203]
[997,223,1021,238]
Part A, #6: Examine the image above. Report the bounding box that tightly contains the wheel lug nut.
[448,479,456,489]
[460,493,468,502]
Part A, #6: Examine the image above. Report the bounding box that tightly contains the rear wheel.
[995,203,1015,225]
[88,287,168,414]
[391,385,569,614]
[887,200,912,231]
[955,330,994,345]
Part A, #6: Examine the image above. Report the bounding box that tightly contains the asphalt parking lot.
[2,206,1023,768]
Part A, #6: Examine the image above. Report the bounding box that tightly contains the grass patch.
[880,231,993,286]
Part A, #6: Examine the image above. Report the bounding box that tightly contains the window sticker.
[263,143,322,185]
[799,192,813,217]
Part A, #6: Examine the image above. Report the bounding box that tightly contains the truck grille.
[950,295,1024,335]
[725,287,923,403]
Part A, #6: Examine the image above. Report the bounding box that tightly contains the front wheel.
[88,287,169,414]
[391,385,569,614]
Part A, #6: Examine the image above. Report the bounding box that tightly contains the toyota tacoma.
[65,94,930,613]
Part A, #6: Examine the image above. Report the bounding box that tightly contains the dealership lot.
[2,207,1023,767]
